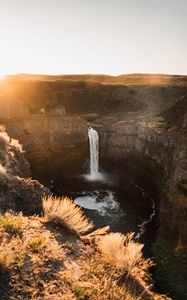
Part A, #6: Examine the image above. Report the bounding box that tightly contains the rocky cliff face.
[98,117,187,237]
[95,116,187,299]
[0,129,48,215]
[99,118,187,178]
[3,115,88,178]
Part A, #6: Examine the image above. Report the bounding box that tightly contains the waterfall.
[88,127,99,179]
[85,126,104,181]
[83,126,105,181]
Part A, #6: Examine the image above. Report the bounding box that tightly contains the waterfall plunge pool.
[48,126,157,247]
[50,173,157,246]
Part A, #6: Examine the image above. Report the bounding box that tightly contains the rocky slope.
[0,127,48,214]
[0,214,172,300]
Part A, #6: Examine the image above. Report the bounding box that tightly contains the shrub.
[74,277,138,300]
[27,236,47,253]
[42,195,93,235]
[0,132,9,150]
[97,232,152,273]
[74,285,91,300]
[0,240,15,269]
[96,276,137,300]
[0,212,23,238]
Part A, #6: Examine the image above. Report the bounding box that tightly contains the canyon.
[0,74,187,299]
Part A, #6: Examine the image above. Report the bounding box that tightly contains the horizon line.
[5,72,187,78]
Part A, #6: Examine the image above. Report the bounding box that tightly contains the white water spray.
[85,127,103,181]
[89,127,99,176]
[135,195,156,241]
[88,127,99,179]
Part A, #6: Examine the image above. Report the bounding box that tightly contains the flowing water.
[50,127,157,245]
[88,127,99,177]
[84,127,103,181]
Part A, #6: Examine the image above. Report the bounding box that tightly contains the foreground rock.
[0,129,48,215]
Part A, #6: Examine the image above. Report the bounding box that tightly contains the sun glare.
[0,73,6,80]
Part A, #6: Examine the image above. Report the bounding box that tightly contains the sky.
[0,0,187,78]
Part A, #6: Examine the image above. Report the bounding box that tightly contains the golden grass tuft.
[97,276,139,300]
[97,232,153,274]
[0,212,23,238]
[42,195,93,235]
[27,235,47,253]
[74,275,140,300]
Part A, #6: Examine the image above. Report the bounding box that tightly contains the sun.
[0,72,6,80]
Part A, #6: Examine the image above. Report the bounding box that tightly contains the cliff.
[96,114,187,299]
[0,127,48,214]
[4,115,88,178]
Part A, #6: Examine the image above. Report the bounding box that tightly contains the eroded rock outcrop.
[0,129,48,214]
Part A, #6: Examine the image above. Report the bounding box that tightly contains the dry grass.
[95,276,138,300]
[97,232,155,299]
[97,232,153,274]
[42,195,93,235]
[85,274,139,300]
[74,267,140,300]
[0,212,23,237]
[27,235,47,253]
[73,274,140,300]
[0,214,171,300]
[0,236,25,270]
